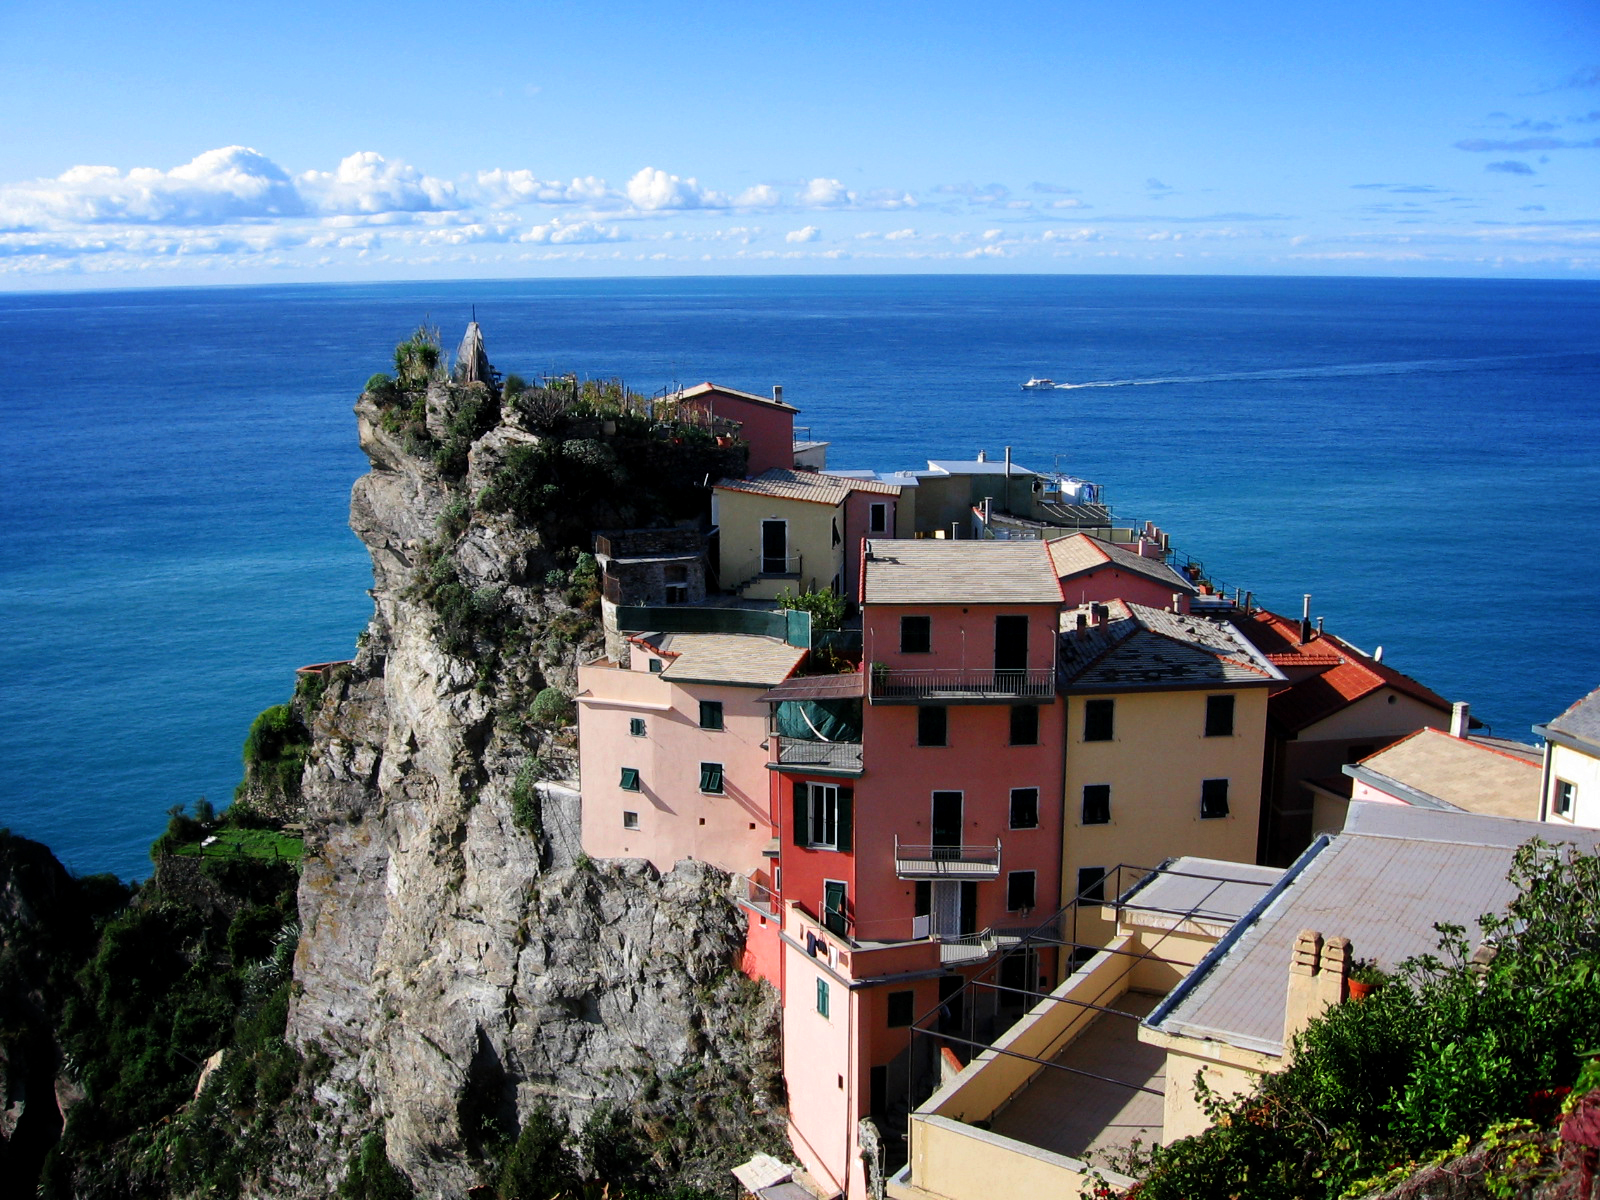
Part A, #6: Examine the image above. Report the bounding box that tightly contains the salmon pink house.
[766,540,1069,1200]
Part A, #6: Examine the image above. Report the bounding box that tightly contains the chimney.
[1450,701,1471,739]
[1299,594,1312,645]
[1284,929,1352,1055]
[1076,612,1088,638]
[977,449,988,462]
[1172,592,1183,613]
[1317,616,1324,636]
[772,385,783,405]
[1243,590,1253,614]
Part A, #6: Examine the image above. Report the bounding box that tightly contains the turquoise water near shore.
[3,274,1598,879]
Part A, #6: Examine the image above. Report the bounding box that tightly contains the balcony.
[869,666,1055,704]
[734,872,779,918]
[894,836,1002,880]
[770,736,863,776]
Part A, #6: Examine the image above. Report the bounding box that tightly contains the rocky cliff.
[277,374,781,1194]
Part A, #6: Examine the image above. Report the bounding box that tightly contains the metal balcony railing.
[894,836,1002,880]
[759,553,803,576]
[772,737,863,773]
[734,872,779,917]
[870,667,1055,702]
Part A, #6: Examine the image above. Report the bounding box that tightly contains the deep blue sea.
[3,275,1599,879]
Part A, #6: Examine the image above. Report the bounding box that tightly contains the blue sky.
[2,0,1597,286]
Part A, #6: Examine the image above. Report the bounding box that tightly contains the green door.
[823,880,848,938]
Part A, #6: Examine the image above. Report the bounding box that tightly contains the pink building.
[771,540,1069,1200]
[576,631,804,877]
[658,382,800,477]
[1046,532,1197,613]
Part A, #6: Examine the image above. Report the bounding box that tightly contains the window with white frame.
[1554,779,1576,817]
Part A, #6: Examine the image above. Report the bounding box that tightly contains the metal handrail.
[871,667,1054,701]
[773,737,863,771]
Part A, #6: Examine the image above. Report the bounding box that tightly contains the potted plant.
[1347,959,1385,1001]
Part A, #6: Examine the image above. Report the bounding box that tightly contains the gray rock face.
[285,394,782,1194]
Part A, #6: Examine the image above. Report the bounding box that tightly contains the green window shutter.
[816,977,829,1017]
[620,767,641,791]
[836,787,854,853]
[700,762,724,793]
[629,717,646,737]
[793,781,810,847]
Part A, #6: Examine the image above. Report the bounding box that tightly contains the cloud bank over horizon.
[0,140,1595,284]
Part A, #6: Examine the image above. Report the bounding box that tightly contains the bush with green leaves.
[529,687,575,728]
[1131,839,1600,1200]
[774,586,846,633]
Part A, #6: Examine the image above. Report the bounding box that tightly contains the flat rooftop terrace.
[986,990,1165,1164]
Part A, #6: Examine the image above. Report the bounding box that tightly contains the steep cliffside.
[280,377,782,1194]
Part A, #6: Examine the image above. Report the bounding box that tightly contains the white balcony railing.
[773,737,864,773]
[893,836,1002,880]
[870,667,1055,702]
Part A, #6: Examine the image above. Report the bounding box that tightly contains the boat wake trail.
[1052,352,1581,390]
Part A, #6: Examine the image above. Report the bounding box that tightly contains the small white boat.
[1021,377,1056,390]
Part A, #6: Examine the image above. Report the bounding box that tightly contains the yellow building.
[1057,600,1283,944]
[890,804,1600,1200]
[1536,685,1600,828]
[712,468,901,601]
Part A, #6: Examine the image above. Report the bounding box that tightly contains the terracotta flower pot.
[1347,979,1375,1001]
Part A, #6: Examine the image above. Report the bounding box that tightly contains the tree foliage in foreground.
[1127,840,1600,1200]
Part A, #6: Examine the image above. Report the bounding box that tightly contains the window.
[629,717,646,737]
[1007,870,1037,912]
[917,705,947,747]
[1082,784,1111,825]
[1083,698,1114,742]
[887,989,914,1028]
[901,615,931,654]
[1009,787,1039,829]
[1555,779,1576,817]
[793,782,853,851]
[1077,867,1107,906]
[1204,694,1235,737]
[699,762,724,794]
[622,810,639,830]
[619,767,641,791]
[647,658,663,674]
[832,517,841,547]
[1009,704,1040,746]
[870,502,888,533]
[699,700,724,730]
[1201,778,1230,819]
[823,880,848,937]
[816,977,830,1018]
[664,584,688,605]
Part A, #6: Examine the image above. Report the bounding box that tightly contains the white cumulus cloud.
[786,225,821,243]
[626,167,728,211]
[298,152,461,215]
[522,218,626,244]
[0,146,305,229]
[475,169,613,207]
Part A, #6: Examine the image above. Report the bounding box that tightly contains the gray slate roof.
[861,539,1064,606]
[1147,803,1600,1056]
[1058,601,1283,691]
[1546,685,1600,752]
[1120,857,1282,928]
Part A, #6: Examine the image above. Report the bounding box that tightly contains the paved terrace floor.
[987,990,1165,1164]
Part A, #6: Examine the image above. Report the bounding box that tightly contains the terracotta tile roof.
[861,539,1064,606]
[714,468,902,507]
[656,633,806,688]
[660,381,799,413]
[1046,533,1197,595]
[1236,609,1450,735]
[1349,728,1542,820]
[1058,600,1283,690]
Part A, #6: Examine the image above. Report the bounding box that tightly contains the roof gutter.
[1144,833,1331,1032]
